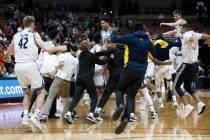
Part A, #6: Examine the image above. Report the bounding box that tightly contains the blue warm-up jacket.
[111,31,156,74]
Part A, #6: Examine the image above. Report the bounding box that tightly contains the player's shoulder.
[178,18,187,24]
[13,30,22,37]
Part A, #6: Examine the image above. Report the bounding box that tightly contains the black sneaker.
[86,115,98,124]
[112,104,125,121]
[64,112,74,124]
[115,119,128,134]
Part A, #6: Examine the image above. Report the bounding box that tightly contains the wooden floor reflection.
[0,91,210,140]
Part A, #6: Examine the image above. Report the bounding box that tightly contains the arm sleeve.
[95,49,114,56]
[111,32,132,45]
[94,54,111,65]
[148,42,156,59]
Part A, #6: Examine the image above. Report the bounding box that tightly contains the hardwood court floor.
[0,91,210,140]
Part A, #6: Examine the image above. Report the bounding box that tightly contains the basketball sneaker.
[64,111,75,124]
[197,102,206,115]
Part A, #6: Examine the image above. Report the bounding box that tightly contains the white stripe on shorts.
[173,63,186,89]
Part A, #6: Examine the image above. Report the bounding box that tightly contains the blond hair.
[23,16,35,27]
[80,40,90,51]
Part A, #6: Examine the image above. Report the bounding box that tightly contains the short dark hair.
[133,22,146,32]
[93,32,101,44]
[48,29,59,39]
[173,10,182,15]
[100,16,110,23]
[47,25,59,39]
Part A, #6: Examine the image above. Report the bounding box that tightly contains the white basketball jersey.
[101,27,112,44]
[90,44,104,74]
[181,30,202,64]
[13,29,38,63]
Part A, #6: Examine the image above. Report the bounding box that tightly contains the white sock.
[96,107,102,112]
[33,109,41,118]
[149,105,155,113]
[158,98,163,103]
[66,111,72,116]
[172,95,177,102]
[23,110,29,116]
[142,88,153,106]
[130,113,135,117]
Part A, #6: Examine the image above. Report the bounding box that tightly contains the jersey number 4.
[18,38,28,49]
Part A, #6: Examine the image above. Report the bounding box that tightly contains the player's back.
[13,29,38,63]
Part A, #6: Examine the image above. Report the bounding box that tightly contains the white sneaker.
[39,114,48,122]
[197,102,206,115]
[159,102,164,109]
[182,104,194,118]
[150,112,158,119]
[54,113,62,118]
[94,107,103,118]
[173,101,179,109]
[30,116,42,131]
[22,115,30,127]
[86,114,98,124]
[129,113,138,122]
[64,111,75,124]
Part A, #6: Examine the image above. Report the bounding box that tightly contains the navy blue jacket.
[111,31,156,74]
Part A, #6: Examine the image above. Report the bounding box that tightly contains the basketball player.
[153,37,182,109]
[100,17,113,45]
[90,32,106,97]
[33,28,60,118]
[8,16,69,129]
[160,10,187,37]
[173,23,210,118]
[100,17,113,90]
[138,59,159,119]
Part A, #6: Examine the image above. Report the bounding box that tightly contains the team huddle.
[8,10,210,134]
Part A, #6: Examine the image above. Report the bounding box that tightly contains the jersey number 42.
[18,37,28,49]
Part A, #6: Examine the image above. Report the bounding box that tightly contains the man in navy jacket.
[111,22,171,134]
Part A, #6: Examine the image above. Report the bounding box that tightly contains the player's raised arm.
[34,33,68,53]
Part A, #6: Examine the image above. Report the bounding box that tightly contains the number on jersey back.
[18,37,28,49]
